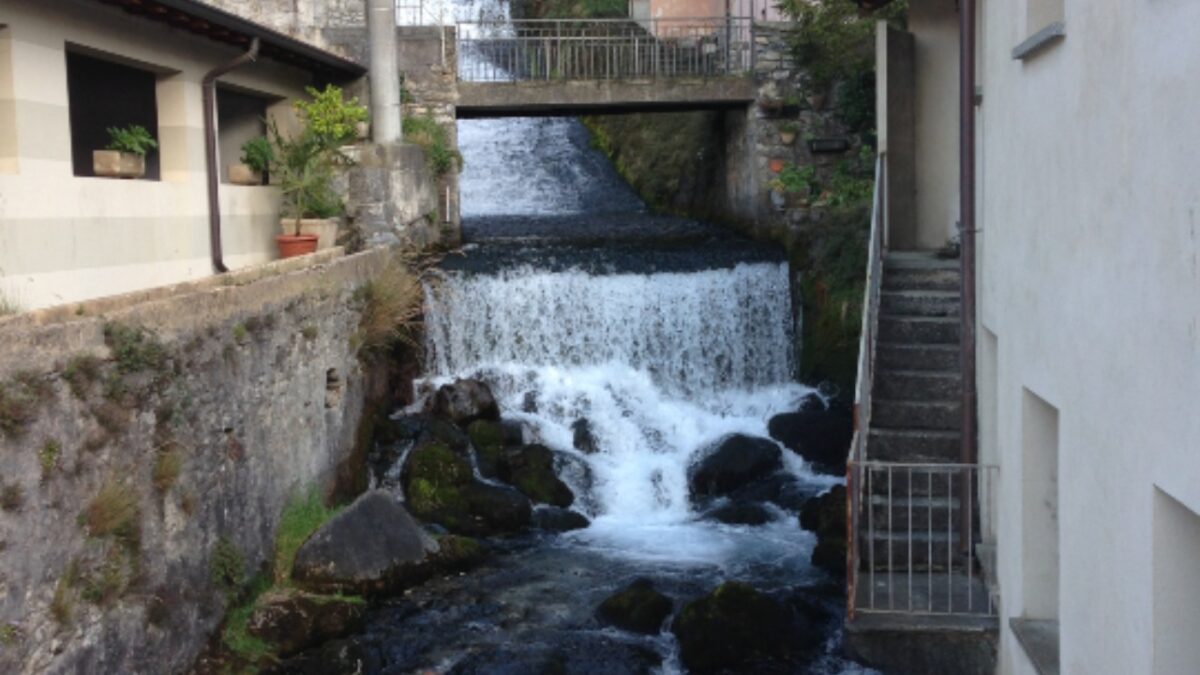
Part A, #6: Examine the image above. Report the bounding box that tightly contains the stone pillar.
[367,0,401,143]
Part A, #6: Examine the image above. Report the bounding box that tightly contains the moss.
[273,488,341,585]
[39,439,61,481]
[507,445,573,508]
[0,622,19,647]
[221,575,276,665]
[152,446,183,493]
[596,579,673,635]
[62,354,103,400]
[0,483,21,511]
[81,479,141,551]
[211,537,246,595]
[466,419,506,476]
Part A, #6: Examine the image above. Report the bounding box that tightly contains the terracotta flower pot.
[280,218,340,252]
[769,158,786,173]
[228,163,261,185]
[93,150,145,179]
[779,131,797,145]
[275,234,319,259]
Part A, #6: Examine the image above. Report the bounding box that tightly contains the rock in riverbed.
[247,591,366,657]
[402,441,532,536]
[432,378,500,425]
[768,397,852,475]
[532,506,590,532]
[799,485,848,576]
[690,434,783,498]
[596,578,673,634]
[292,490,438,595]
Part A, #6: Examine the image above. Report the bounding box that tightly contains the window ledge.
[1012,22,1066,61]
[1010,618,1060,675]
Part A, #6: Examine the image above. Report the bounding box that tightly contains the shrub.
[106,125,158,156]
[403,114,462,178]
[294,84,368,148]
[103,322,169,375]
[240,136,274,173]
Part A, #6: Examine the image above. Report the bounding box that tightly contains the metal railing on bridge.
[456,18,754,82]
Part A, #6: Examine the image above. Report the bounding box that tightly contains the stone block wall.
[0,249,400,674]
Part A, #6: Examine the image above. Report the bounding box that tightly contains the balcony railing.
[456,18,754,82]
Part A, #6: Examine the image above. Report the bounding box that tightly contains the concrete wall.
[907,0,960,251]
[197,0,368,61]
[0,247,398,674]
[0,0,319,311]
[876,22,917,250]
[970,0,1200,673]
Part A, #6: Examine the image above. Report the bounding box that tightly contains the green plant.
[232,323,248,343]
[39,439,61,480]
[103,322,169,376]
[221,575,274,662]
[105,125,158,156]
[82,480,140,550]
[240,136,274,174]
[0,622,19,647]
[293,85,369,148]
[355,250,427,354]
[769,162,820,197]
[273,488,339,584]
[402,114,462,178]
[269,120,345,235]
[153,446,183,493]
[779,0,906,93]
[0,482,22,511]
[80,551,128,606]
[63,354,103,400]
[779,121,800,134]
[211,536,246,593]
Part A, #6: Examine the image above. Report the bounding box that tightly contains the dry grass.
[153,445,183,493]
[355,250,430,354]
[82,480,140,549]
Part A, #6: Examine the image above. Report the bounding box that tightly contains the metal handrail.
[455,17,754,82]
[846,152,887,619]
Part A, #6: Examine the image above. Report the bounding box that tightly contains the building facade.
[876,0,1200,673]
[0,0,363,311]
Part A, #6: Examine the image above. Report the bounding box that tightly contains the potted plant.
[270,85,367,258]
[779,122,799,145]
[229,136,272,186]
[93,125,157,178]
[768,162,821,209]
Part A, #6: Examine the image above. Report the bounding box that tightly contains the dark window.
[217,86,269,183]
[66,49,160,180]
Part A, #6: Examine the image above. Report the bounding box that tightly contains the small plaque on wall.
[807,138,851,154]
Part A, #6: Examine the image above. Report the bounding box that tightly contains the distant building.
[0,0,364,310]
[861,0,1200,673]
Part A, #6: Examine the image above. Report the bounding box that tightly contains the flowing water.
[352,2,868,672]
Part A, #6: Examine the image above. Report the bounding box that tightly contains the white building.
[864,0,1200,673]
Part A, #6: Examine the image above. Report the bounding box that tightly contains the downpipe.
[958,0,978,554]
[203,38,260,274]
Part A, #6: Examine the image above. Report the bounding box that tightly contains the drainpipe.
[368,0,402,143]
[958,0,978,551]
[203,38,260,274]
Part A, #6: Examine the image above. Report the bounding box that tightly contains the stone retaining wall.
[0,249,401,674]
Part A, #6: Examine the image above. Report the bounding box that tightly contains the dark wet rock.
[247,591,366,657]
[671,581,818,673]
[532,506,590,532]
[499,419,525,445]
[596,578,673,635]
[707,501,774,526]
[374,414,427,446]
[467,419,507,479]
[800,485,847,577]
[768,398,853,475]
[402,442,533,537]
[572,418,599,454]
[431,534,489,571]
[418,418,472,454]
[689,434,783,498]
[270,637,380,675]
[432,378,500,426]
[726,473,821,512]
[292,491,438,594]
[504,444,574,508]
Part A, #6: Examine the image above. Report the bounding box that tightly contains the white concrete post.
[368,0,402,143]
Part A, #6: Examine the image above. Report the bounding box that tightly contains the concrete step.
[859,530,965,570]
[878,315,960,344]
[873,399,962,432]
[884,251,960,269]
[867,495,961,531]
[877,343,960,372]
[868,428,962,463]
[882,266,960,292]
[880,290,960,318]
[874,370,961,401]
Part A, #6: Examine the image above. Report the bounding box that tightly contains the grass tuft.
[50,561,79,624]
[62,355,103,400]
[39,439,61,481]
[355,251,427,355]
[82,480,141,551]
[0,482,22,512]
[273,488,340,585]
[153,445,183,493]
[0,372,52,438]
[221,575,275,663]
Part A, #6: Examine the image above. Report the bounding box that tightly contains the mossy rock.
[505,444,574,508]
[431,534,488,572]
[402,442,472,520]
[596,579,673,635]
[671,582,799,673]
[466,419,507,479]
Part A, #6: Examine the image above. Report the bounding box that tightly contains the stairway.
[862,251,968,573]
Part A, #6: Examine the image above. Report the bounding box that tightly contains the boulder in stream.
[671,581,818,673]
[466,419,508,479]
[768,397,853,475]
[432,378,500,426]
[402,441,533,537]
[292,490,438,595]
[596,578,674,635]
[247,590,366,657]
[572,418,599,454]
[689,434,783,499]
[707,500,774,526]
[799,485,847,577]
[504,444,574,508]
[532,506,590,532]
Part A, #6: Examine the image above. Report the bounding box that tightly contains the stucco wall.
[0,247,397,674]
[0,0,321,311]
[973,1,1200,673]
[908,0,960,251]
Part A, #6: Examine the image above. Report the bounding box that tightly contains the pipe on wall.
[958,0,978,549]
[367,0,402,143]
[203,38,260,274]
